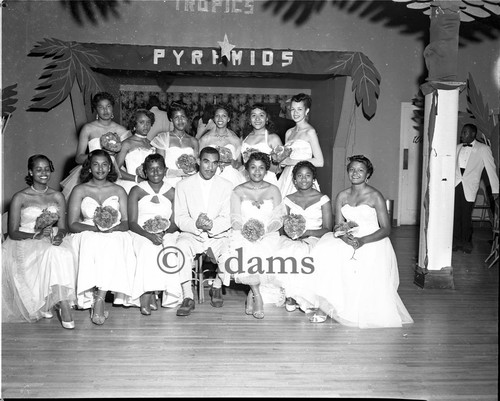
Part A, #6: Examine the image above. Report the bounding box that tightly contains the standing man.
[453,123,499,253]
[174,146,233,316]
[147,95,173,140]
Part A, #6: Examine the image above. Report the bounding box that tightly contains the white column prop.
[418,87,460,271]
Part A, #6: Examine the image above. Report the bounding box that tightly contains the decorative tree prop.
[28,38,108,111]
[1,83,18,134]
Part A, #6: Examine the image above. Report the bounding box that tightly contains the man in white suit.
[174,146,233,316]
[453,123,499,253]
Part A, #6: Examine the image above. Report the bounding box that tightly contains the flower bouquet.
[100,132,122,154]
[242,147,260,164]
[270,145,292,164]
[176,153,198,175]
[283,213,307,240]
[93,205,121,231]
[142,215,170,234]
[241,218,266,242]
[217,146,233,164]
[333,220,359,237]
[34,207,59,231]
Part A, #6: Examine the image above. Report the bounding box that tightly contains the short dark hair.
[25,154,55,185]
[347,155,374,179]
[290,93,312,110]
[462,123,477,136]
[199,146,220,160]
[91,92,115,111]
[245,151,271,171]
[80,149,118,183]
[148,95,161,109]
[128,108,156,131]
[292,160,317,180]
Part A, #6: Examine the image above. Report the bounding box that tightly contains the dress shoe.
[463,243,473,254]
[209,287,223,308]
[285,297,298,312]
[452,245,463,252]
[176,298,195,316]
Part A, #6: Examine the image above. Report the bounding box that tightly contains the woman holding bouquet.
[307,155,413,328]
[198,104,245,188]
[128,154,182,314]
[151,102,199,187]
[277,93,324,199]
[2,155,77,329]
[240,103,283,186]
[60,92,129,199]
[220,152,284,319]
[115,108,156,193]
[67,149,136,325]
[276,161,332,313]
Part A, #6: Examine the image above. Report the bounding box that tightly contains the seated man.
[174,146,233,316]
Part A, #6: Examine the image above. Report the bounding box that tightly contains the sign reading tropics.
[153,48,294,68]
[175,0,254,14]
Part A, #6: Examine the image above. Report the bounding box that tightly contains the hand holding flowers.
[283,213,307,240]
[196,213,213,232]
[33,208,59,241]
[100,132,122,155]
[176,154,198,175]
[93,205,120,232]
[143,215,170,234]
[241,218,266,242]
[271,145,292,164]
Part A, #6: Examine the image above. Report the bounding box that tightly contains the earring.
[96,114,99,120]
[111,114,114,119]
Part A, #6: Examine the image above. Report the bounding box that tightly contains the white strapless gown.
[277,139,320,198]
[2,204,77,322]
[69,195,136,309]
[308,204,414,328]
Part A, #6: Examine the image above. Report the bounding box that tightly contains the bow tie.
[462,143,473,147]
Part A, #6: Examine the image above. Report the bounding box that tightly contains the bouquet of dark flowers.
[93,205,120,231]
[333,220,359,238]
[241,218,266,242]
[34,207,59,231]
[270,145,292,164]
[176,154,198,175]
[217,146,233,164]
[283,213,307,240]
[142,215,170,234]
[242,147,260,164]
[100,132,122,154]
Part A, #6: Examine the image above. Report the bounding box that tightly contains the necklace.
[250,182,264,190]
[172,132,187,142]
[134,133,148,139]
[214,129,228,138]
[31,185,48,194]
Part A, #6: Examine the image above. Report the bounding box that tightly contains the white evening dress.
[2,204,77,322]
[309,204,414,328]
[277,195,330,301]
[150,132,196,188]
[117,146,156,193]
[129,181,182,308]
[69,195,136,309]
[277,139,320,198]
[222,198,284,304]
[61,126,129,199]
[203,142,245,188]
[240,131,279,186]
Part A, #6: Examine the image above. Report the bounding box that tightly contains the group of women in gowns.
[2,91,413,330]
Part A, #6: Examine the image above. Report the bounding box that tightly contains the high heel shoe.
[56,303,75,330]
[150,292,158,311]
[245,292,254,315]
[140,292,152,316]
[252,294,264,319]
[90,294,109,325]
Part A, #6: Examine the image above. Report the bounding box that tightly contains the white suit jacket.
[174,173,233,236]
[455,141,499,202]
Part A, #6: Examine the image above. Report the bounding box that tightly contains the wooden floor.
[1,226,498,400]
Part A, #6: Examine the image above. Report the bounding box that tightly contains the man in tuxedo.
[453,123,499,253]
[174,146,233,316]
[147,95,173,140]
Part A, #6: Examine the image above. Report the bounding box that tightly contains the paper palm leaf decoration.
[393,0,500,22]
[2,84,18,118]
[329,52,381,119]
[465,73,497,140]
[28,38,108,111]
